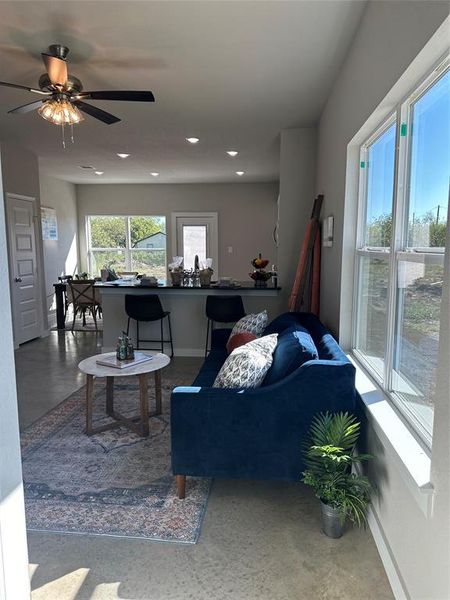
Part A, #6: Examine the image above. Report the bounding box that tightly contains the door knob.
[14,277,22,282]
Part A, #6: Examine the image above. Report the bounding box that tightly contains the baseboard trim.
[172,348,204,357]
[367,505,409,600]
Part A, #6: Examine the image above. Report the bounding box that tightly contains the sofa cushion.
[211,327,232,350]
[263,312,303,335]
[263,326,318,386]
[230,310,268,338]
[213,334,278,389]
[226,331,258,354]
[193,348,228,387]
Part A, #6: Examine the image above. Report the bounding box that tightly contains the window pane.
[130,250,166,280]
[89,216,126,248]
[364,123,396,247]
[392,260,443,433]
[183,225,206,270]
[407,70,449,248]
[90,250,126,275]
[130,216,166,248]
[355,256,389,378]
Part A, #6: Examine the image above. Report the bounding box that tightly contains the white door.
[172,213,219,273]
[6,194,42,344]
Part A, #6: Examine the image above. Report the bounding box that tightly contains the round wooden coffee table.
[78,351,170,437]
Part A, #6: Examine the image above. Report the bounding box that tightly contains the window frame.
[352,56,449,448]
[86,214,167,276]
[171,212,219,275]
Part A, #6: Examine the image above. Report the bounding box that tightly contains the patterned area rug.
[21,374,210,543]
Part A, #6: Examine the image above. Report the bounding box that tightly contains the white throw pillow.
[230,310,268,338]
[213,334,278,389]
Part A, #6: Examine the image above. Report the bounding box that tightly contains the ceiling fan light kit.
[38,98,84,125]
[38,97,84,147]
[1,44,155,148]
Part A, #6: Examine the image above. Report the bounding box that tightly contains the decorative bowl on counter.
[251,257,270,269]
[249,271,272,282]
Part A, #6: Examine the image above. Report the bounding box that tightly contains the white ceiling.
[0,1,365,184]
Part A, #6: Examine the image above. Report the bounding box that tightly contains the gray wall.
[40,175,79,326]
[76,182,278,281]
[315,3,449,598]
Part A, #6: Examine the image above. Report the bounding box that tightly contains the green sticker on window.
[400,123,407,137]
[360,161,365,168]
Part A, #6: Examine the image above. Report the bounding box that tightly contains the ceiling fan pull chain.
[61,123,66,149]
[70,124,75,145]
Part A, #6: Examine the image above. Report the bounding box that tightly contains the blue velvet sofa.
[171,312,356,498]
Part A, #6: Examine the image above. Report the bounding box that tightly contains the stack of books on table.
[96,352,153,369]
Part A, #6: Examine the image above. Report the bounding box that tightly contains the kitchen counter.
[98,281,281,355]
[97,280,280,291]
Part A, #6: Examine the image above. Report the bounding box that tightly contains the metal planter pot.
[320,501,344,538]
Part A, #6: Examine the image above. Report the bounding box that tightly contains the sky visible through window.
[366,70,449,230]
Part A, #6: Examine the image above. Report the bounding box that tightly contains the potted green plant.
[302,412,372,538]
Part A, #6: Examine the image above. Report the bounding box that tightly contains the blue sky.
[366,69,449,225]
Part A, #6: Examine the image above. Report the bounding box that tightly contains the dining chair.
[67,280,101,331]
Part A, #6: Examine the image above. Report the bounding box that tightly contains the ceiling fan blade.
[74,100,121,125]
[8,100,43,114]
[42,53,68,87]
[75,90,155,102]
[0,80,51,95]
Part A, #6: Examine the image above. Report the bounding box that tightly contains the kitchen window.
[86,215,166,278]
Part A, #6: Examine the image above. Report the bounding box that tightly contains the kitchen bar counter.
[98,281,281,355]
[54,280,281,355]
[97,281,280,291]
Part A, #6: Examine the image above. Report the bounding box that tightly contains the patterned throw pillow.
[214,334,278,389]
[226,332,257,354]
[230,310,268,338]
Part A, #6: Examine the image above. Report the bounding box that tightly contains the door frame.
[5,192,45,346]
[171,212,219,276]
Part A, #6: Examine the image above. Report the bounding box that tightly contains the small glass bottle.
[272,264,278,288]
[116,336,122,360]
[116,336,127,361]
[126,338,135,360]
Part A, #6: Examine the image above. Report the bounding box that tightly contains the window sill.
[348,354,434,518]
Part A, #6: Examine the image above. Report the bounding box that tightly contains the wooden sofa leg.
[176,475,186,499]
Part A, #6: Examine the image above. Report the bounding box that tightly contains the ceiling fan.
[0,44,155,145]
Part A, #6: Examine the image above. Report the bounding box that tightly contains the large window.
[87,215,166,279]
[354,60,449,445]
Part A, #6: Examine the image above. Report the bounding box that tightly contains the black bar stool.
[205,295,245,356]
[58,274,73,317]
[125,294,174,358]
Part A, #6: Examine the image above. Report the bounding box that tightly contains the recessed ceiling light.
[95,171,104,175]
[236,171,245,176]
[117,153,130,159]
[186,137,200,144]
[150,172,159,177]
[227,150,238,157]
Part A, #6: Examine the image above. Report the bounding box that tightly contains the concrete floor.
[16,332,393,600]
